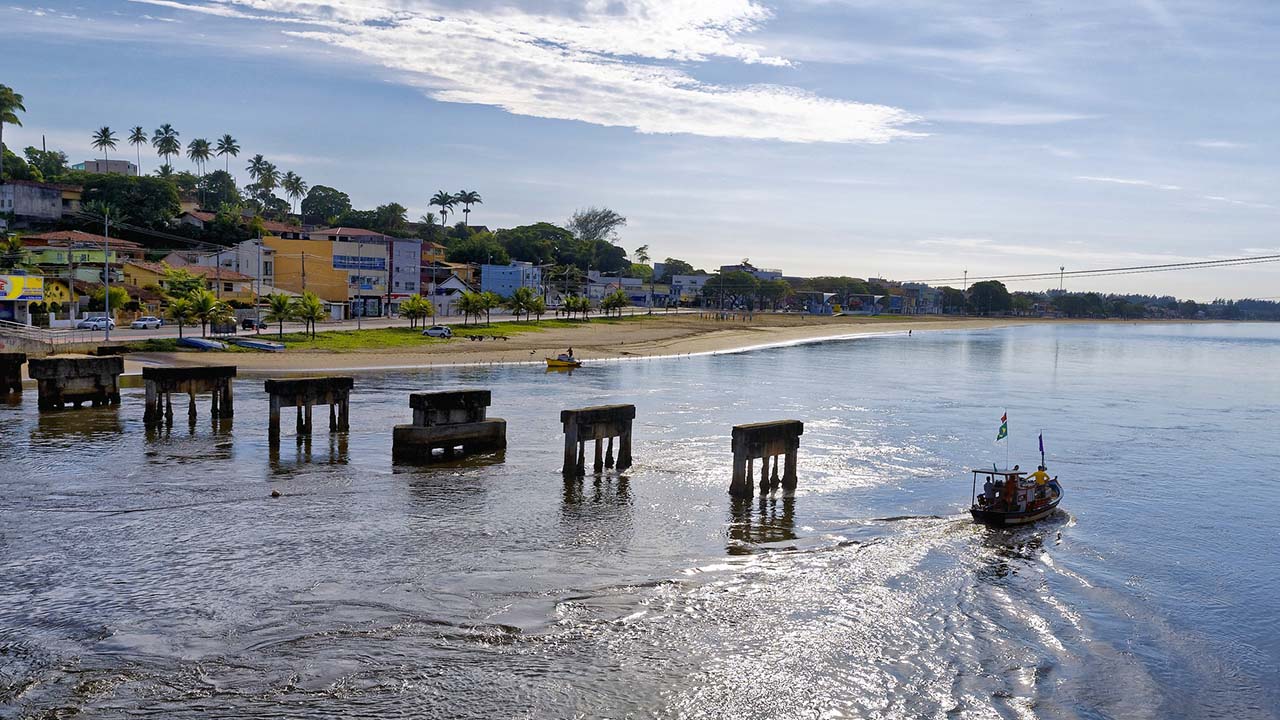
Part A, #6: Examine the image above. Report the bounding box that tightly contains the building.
[421,241,447,266]
[1,181,63,225]
[0,274,44,323]
[671,274,711,303]
[387,237,423,312]
[178,211,310,239]
[123,260,255,304]
[901,283,942,314]
[430,274,478,317]
[720,261,783,281]
[187,239,276,291]
[20,231,146,284]
[262,235,349,309]
[72,159,138,175]
[480,261,542,298]
[584,271,640,301]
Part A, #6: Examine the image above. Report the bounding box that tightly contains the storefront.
[0,275,45,324]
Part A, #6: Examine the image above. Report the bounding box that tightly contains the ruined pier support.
[264,376,353,442]
[143,365,236,425]
[561,404,635,476]
[28,356,124,410]
[392,389,506,462]
[0,353,25,397]
[730,420,803,498]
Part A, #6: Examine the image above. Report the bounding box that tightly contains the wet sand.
[128,314,1031,374]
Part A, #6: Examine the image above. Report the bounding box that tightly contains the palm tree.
[430,191,456,228]
[456,190,482,227]
[457,291,484,326]
[290,291,325,339]
[215,134,239,174]
[282,171,307,215]
[188,289,221,337]
[166,297,194,339]
[91,126,118,167]
[126,126,147,176]
[155,163,175,180]
[245,154,267,184]
[633,244,653,313]
[505,286,536,322]
[0,84,24,180]
[264,292,294,339]
[187,138,212,174]
[151,124,180,167]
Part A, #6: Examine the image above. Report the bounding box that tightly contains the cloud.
[1194,139,1247,149]
[135,0,924,144]
[1075,175,1181,191]
[929,108,1097,126]
[1202,195,1274,210]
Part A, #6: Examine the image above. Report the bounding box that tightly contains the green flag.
[996,412,1008,441]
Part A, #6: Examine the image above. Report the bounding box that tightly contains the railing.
[0,319,95,349]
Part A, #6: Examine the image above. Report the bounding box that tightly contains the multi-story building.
[480,261,542,298]
[184,239,276,291]
[1,181,63,225]
[72,159,138,175]
[671,274,711,302]
[265,228,422,317]
[123,260,255,304]
[262,235,350,309]
[719,262,782,281]
[20,231,146,284]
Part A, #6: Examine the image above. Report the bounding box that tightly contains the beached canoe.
[177,337,227,351]
[226,338,285,352]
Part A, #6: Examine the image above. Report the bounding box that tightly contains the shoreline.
[123,315,1033,375]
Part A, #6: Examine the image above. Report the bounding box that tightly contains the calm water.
[2,323,1278,719]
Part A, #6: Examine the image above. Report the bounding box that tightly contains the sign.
[0,275,44,302]
[333,255,385,271]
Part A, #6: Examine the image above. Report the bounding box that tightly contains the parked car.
[76,316,116,330]
[130,316,163,329]
[422,325,453,338]
[242,317,269,330]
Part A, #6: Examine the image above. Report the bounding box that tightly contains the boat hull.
[971,482,1063,526]
[545,359,582,368]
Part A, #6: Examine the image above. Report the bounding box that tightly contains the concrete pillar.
[563,420,579,476]
[593,437,604,474]
[617,428,633,472]
[338,398,349,432]
[783,445,798,492]
[295,401,304,435]
[187,389,197,424]
[144,382,159,424]
[269,395,281,441]
[329,402,337,432]
[605,437,614,469]
[222,383,234,417]
[304,402,313,435]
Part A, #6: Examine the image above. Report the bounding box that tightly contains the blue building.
[480,261,542,298]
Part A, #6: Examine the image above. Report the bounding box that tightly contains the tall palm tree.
[245,153,267,184]
[430,190,456,228]
[0,84,24,180]
[455,190,482,227]
[91,126,118,167]
[259,162,281,195]
[127,126,147,176]
[215,133,239,174]
[186,138,212,174]
[151,124,180,167]
[264,293,294,340]
[282,171,307,215]
[166,296,194,339]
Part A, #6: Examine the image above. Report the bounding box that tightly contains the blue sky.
[4,0,1279,299]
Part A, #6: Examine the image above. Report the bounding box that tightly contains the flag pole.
[1005,408,1010,471]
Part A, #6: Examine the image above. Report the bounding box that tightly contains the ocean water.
[1,322,1277,719]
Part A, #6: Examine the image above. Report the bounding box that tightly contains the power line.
[905,253,1280,285]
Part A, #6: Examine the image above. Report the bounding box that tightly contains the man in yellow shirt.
[1028,465,1050,485]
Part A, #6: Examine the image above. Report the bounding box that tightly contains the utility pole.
[103,209,111,341]
[301,251,307,291]
[385,239,394,318]
[963,269,968,292]
[255,234,263,332]
[1060,266,1065,292]
[355,238,362,330]
[215,248,223,299]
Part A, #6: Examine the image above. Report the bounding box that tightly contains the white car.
[76,316,116,330]
[131,316,163,329]
[422,325,453,338]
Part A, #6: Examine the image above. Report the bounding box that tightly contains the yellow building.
[123,260,256,304]
[261,236,349,304]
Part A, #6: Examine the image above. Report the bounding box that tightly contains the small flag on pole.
[1039,433,1044,454]
[996,412,1008,441]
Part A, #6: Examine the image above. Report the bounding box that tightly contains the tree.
[188,289,223,337]
[0,235,28,270]
[1,144,38,181]
[302,185,351,223]
[939,286,966,314]
[601,288,629,317]
[128,126,147,176]
[759,278,791,310]
[446,232,509,265]
[0,84,24,181]
[89,286,129,315]
[23,146,68,179]
[504,286,537,321]
[528,295,547,323]
[215,134,239,174]
[198,170,239,211]
[91,126,118,166]
[282,171,308,215]
[657,258,694,284]
[80,174,181,229]
[400,294,431,328]
[633,244,653,312]
[151,124,180,167]
[155,163,174,181]
[290,291,325,339]
[456,190,482,227]
[186,138,211,175]
[496,222,571,264]
[566,207,626,245]
[480,291,502,325]
[161,266,204,300]
[166,296,194,338]
[966,280,1012,315]
[430,190,457,228]
[457,291,485,326]
[373,202,408,235]
[703,271,759,309]
[264,292,294,339]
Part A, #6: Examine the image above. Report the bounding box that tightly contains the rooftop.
[22,230,145,249]
[125,259,253,281]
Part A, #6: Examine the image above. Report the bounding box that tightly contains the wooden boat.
[226,337,285,352]
[177,337,227,351]
[545,357,582,369]
[969,469,1063,526]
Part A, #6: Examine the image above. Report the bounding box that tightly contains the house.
[421,241,447,266]
[671,274,711,303]
[188,238,275,290]
[20,231,146,284]
[901,283,941,314]
[178,210,310,239]
[429,274,478,317]
[480,261,542,298]
[0,181,63,225]
[0,274,44,324]
[72,159,138,175]
[123,260,255,304]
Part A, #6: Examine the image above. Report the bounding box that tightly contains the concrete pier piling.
[28,356,124,410]
[143,366,236,426]
[0,353,25,396]
[730,420,803,498]
[560,404,636,476]
[392,389,507,462]
[264,376,353,442]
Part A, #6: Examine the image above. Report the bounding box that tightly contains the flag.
[996,412,1008,441]
[1039,433,1044,454]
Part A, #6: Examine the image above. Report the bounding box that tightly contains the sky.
[4,0,1279,300]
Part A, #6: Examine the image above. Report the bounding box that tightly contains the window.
[223,282,233,292]
[263,261,273,276]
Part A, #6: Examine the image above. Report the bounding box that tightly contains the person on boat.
[556,347,576,363]
[1027,465,1050,500]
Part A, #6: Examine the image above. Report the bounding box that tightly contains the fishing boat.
[226,337,285,352]
[545,357,582,369]
[969,469,1063,526]
[177,337,227,351]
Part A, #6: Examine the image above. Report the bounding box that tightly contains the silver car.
[130,316,163,329]
[76,316,116,330]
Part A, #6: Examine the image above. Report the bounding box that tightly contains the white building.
[671,274,711,302]
[480,261,542,298]
[188,239,276,291]
[72,159,138,175]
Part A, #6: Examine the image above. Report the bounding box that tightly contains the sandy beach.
[126,314,1030,374]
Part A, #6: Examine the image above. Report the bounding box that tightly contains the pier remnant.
[0,353,25,396]
[730,420,803,498]
[28,356,124,410]
[143,365,236,425]
[561,404,635,476]
[392,389,506,462]
[264,376,353,441]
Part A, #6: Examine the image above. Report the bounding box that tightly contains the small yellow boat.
[546,357,582,369]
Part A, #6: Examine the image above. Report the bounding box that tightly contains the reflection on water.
[1,323,1278,718]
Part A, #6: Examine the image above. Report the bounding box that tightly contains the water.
[2,323,1277,718]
